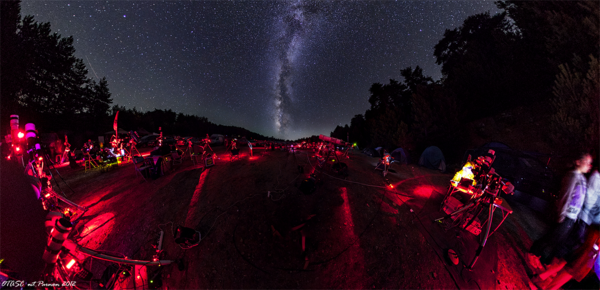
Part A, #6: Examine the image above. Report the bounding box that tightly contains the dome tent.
[391,148,409,165]
[419,146,446,172]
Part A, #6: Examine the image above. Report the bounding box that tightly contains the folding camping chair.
[84,152,99,172]
[133,156,151,181]
[191,145,204,166]
[171,151,183,165]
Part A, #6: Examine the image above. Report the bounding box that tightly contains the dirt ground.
[42,145,594,289]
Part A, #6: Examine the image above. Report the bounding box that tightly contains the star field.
[21,0,499,140]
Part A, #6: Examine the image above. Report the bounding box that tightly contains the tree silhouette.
[0,0,22,123]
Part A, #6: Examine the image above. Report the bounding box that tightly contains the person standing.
[574,163,600,247]
[529,152,593,266]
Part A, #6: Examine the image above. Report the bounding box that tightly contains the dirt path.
[55,146,538,289]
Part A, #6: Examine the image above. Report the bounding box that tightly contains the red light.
[66,259,76,269]
[389,185,394,189]
[137,275,141,279]
[39,157,43,161]
[15,147,20,152]
[45,193,50,198]
[17,132,24,138]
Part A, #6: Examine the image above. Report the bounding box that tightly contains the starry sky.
[21,0,499,140]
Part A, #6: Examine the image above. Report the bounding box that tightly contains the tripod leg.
[468,203,494,269]
[463,203,484,231]
[440,185,455,211]
[434,200,477,223]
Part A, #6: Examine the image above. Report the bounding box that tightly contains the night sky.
[21,1,498,140]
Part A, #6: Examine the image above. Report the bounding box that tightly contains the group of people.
[528,151,600,289]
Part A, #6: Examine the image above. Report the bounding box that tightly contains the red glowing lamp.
[66,259,76,269]
[15,146,20,152]
[17,132,24,138]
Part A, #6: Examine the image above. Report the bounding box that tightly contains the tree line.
[109,105,271,140]
[329,1,598,163]
[0,0,270,143]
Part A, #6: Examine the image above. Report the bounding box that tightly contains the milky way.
[21,1,499,140]
[271,1,329,136]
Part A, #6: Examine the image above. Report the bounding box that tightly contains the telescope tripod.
[434,191,512,269]
[181,144,194,161]
[375,160,390,177]
[59,148,71,164]
[316,147,339,168]
[126,143,141,161]
[341,146,351,159]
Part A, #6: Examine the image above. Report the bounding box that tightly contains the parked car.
[463,142,557,212]
[137,134,160,148]
[188,137,202,145]
[163,136,176,145]
[176,136,194,146]
[210,134,224,146]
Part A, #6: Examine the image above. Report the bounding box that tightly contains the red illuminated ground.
[51,146,553,289]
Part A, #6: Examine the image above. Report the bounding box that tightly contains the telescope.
[318,135,349,146]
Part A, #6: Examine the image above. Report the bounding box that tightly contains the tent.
[137,128,150,136]
[481,141,510,150]
[419,146,446,172]
[391,148,409,165]
[104,128,129,135]
[362,147,381,158]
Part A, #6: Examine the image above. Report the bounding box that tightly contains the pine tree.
[550,55,600,151]
[17,16,90,116]
[87,77,113,117]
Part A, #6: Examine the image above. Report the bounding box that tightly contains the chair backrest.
[133,156,144,165]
